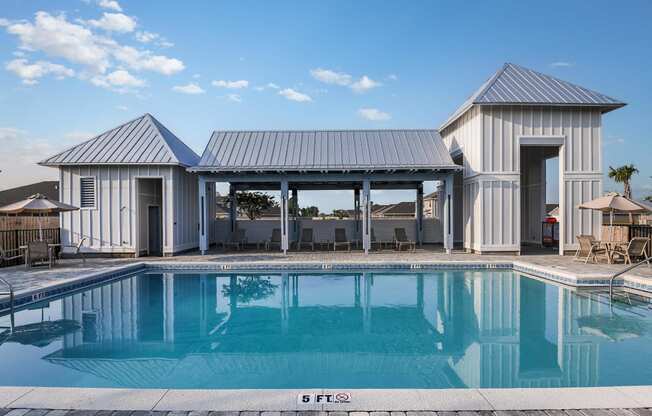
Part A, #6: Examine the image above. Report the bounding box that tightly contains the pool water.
[1,270,651,389]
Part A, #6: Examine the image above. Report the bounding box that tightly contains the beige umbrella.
[578,193,650,241]
[0,193,78,240]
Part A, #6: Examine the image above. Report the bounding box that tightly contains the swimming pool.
[1,269,651,389]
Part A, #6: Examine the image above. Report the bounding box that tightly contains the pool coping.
[1,259,651,313]
[1,386,651,411]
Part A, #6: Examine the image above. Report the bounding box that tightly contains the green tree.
[608,164,639,199]
[300,206,319,217]
[332,209,349,219]
[235,191,276,220]
[645,195,652,203]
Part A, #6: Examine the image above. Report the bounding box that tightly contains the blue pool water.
[1,269,651,389]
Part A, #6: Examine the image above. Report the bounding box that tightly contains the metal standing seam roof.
[190,129,460,173]
[439,62,626,131]
[39,113,200,167]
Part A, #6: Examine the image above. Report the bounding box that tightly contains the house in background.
[372,201,416,218]
[423,192,439,219]
[439,63,625,254]
[39,114,206,257]
[0,180,59,206]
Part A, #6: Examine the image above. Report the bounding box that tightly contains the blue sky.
[1,0,651,212]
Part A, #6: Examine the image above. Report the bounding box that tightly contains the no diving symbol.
[335,392,350,403]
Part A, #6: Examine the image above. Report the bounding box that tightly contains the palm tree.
[608,164,639,199]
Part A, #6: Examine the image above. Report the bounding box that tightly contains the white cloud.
[158,40,174,48]
[211,79,249,89]
[135,31,158,43]
[279,88,312,102]
[116,104,128,111]
[358,108,391,121]
[351,75,381,93]
[6,58,75,84]
[0,18,10,27]
[98,0,122,12]
[226,93,242,103]
[64,131,94,141]
[0,127,63,189]
[310,68,352,86]
[6,11,112,73]
[90,69,145,92]
[550,61,574,68]
[267,82,279,89]
[112,44,184,75]
[172,83,205,94]
[387,74,398,81]
[88,12,137,33]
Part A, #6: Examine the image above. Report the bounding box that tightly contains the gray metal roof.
[439,63,626,131]
[191,129,459,173]
[39,113,200,167]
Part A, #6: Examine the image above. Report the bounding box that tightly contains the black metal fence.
[0,228,60,267]
[630,224,652,256]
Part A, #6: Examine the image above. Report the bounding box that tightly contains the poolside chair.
[574,235,608,264]
[610,237,650,265]
[25,240,53,269]
[62,237,88,264]
[0,246,23,267]
[223,229,247,251]
[266,228,282,251]
[394,228,416,252]
[333,228,351,252]
[297,228,315,251]
[370,228,389,250]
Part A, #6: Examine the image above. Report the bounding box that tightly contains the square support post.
[229,184,237,235]
[362,179,371,254]
[198,176,208,254]
[280,180,289,254]
[443,174,454,254]
[354,188,361,238]
[291,188,298,242]
[416,182,424,246]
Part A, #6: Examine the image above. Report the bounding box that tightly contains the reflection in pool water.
[1,270,651,389]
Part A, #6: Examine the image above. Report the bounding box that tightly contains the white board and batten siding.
[442,105,604,253]
[59,165,198,255]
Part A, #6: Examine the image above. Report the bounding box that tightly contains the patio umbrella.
[577,193,650,241]
[577,314,648,342]
[0,319,81,347]
[0,193,78,240]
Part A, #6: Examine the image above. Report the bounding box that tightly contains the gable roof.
[191,129,460,173]
[0,181,59,206]
[39,114,199,167]
[439,63,626,131]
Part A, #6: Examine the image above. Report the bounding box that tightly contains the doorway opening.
[137,178,163,256]
[520,145,560,255]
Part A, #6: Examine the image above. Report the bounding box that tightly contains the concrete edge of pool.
[1,386,652,411]
[2,259,651,314]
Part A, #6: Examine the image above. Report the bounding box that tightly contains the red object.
[545,217,557,223]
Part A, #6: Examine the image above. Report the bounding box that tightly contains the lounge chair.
[611,237,650,265]
[223,229,247,251]
[333,228,351,251]
[371,228,390,250]
[574,235,607,264]
[266,228,282,251]
[62,237,88,264]
[394,228,416,252]
[25,240,53,269]
[297,228,315,251]
[0,246,23,267]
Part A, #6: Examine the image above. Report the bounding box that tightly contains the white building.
[40,113,204,256]
[439,63,624,254]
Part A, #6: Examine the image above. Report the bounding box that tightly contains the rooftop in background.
[39,114,200,168]
[191,130,460,174]
[439,63,626,131]
[0,181,59,207]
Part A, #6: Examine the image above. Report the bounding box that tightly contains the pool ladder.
[0,277,14,333]
[608,256,652,301]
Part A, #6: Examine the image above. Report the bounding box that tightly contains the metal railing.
[0,277,14,332]
[609,256,652,300]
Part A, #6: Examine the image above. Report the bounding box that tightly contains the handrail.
[0,277,15,332]
[609,256,652,300]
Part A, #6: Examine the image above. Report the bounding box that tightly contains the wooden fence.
[0,216,59,231]
[0,228,60,267]
[631,224,652,257]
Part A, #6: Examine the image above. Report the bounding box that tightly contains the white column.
[280,180,289,254]
[292,188,298,242]
[443,174,454,254]
[362,179,371,254]
[163,273,174,342]
[198,175,208,254]
[416,182,424,246]
[229,184,237,235]
[354,188,361,239]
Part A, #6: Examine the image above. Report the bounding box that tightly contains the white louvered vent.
[80,177,96,208]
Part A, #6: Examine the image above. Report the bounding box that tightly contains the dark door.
[148,206,162,256]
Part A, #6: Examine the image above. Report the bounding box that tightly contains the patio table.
[602,241,628,264]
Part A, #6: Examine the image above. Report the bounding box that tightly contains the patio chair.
[297,228,315,251]
[223,229,247,251]
[266,228,282,251]
[25,240,53,269]
[333,228,351,252]
[574,235,608,264]
[370,228,389,250]
[62,237,88,264]
[394,228,416,252]
[0,246,23,267]
[611,237,650,265]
